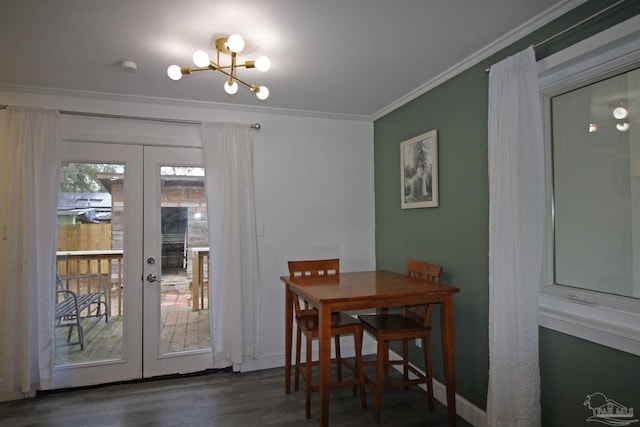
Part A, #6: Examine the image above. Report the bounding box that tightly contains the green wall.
[373,1,640,424]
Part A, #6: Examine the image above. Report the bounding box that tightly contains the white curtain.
[487,46,545,427]
[0,107,59,399]
[201,122,260,371]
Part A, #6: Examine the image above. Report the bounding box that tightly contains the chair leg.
[382,341,390,377]
[424,335,435,412]
[67,323,74,343]
[77,319,84,351]
[305,332,313,419]
[103,299,109,323]
[295,328,302,391]
[334,335,342,381]
[70,316,84,351]
[355,327,367,408]
[374,337,385,423]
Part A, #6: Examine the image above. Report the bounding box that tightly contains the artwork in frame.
[401,129,438,209]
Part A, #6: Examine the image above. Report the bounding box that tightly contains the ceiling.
[0,0,577,118]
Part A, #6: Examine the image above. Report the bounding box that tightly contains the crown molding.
[0,84,372,123]
[2,1,588,124]
[372,0,587,121]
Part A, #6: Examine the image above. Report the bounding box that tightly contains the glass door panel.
[55,162,125,365]
[143,147,213,377]
[159,166,210,354]
[53,142,142,389]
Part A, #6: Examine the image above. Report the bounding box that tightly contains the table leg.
[441,294,457,427]
[318,304,332,427]
[285,286,293,394]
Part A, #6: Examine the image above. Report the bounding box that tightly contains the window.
[552,68,639,300]
[538,14,640,356]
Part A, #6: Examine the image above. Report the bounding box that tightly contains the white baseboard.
[0,389,36,402]
[384,350,488,427]
[243,342,488,427]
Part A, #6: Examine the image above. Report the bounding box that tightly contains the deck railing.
[56,250,124,316]
[191,247,209,311]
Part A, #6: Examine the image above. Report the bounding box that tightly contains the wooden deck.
[55,272,210,366]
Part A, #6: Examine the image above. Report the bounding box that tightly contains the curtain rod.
[0,105,261,129]
[485,0,629,72]
[60,110,261,129]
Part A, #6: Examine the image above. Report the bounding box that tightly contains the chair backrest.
[406,260,442,284]
[288,258,340,315]
[404,260,443,327]
[288,258,339,278]
[55,273,65,291]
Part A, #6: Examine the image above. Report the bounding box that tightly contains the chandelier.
[167,34,271,100]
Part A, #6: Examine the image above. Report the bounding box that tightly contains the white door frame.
[53,142,213,388]
[54,141,143,389]
[142,146,213,377]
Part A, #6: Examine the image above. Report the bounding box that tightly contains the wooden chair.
[288,259,366,419]
[358,260,443,423]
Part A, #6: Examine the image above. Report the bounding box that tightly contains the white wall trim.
[0,390,37,403]
[539,294,640,356]
[371,0,586,120]
[386,351,488,427]
[240,340,379,373]
[0,83,372,123]
[255,344,488,427]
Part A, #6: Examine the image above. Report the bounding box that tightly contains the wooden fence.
[57,223,112,252]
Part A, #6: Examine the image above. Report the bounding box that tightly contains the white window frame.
[538,14,640,356]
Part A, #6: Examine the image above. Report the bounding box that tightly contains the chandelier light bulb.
[616,122,630,132]
[192,50,210,67]
[227,34,245,53]
[255,56,271,72]
[167,65,183,81]
[613,106,629,120]
[256,86,269,100]
[224,80,239,95]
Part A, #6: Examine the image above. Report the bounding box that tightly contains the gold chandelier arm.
[181,63,261,92]
[178,66,211,75]
[230,52,237,80]
[206,63,257,91]
[204,61,255,71]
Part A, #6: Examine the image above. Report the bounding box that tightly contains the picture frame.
[401,129,438,209]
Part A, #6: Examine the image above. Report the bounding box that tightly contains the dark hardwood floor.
[0,366,472,426]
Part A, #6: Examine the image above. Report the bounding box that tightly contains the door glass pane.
[159,166,210,354]
[55,163,124,365]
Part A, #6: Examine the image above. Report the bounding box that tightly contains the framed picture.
[401,129,438,209]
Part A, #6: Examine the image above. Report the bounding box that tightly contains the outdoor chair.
[55,273,109,350]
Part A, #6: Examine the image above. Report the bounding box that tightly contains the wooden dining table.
[281,270,460,427]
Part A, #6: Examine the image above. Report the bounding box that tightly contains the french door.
[53,142,213,388]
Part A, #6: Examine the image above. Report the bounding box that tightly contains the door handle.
[146,273,162,283]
